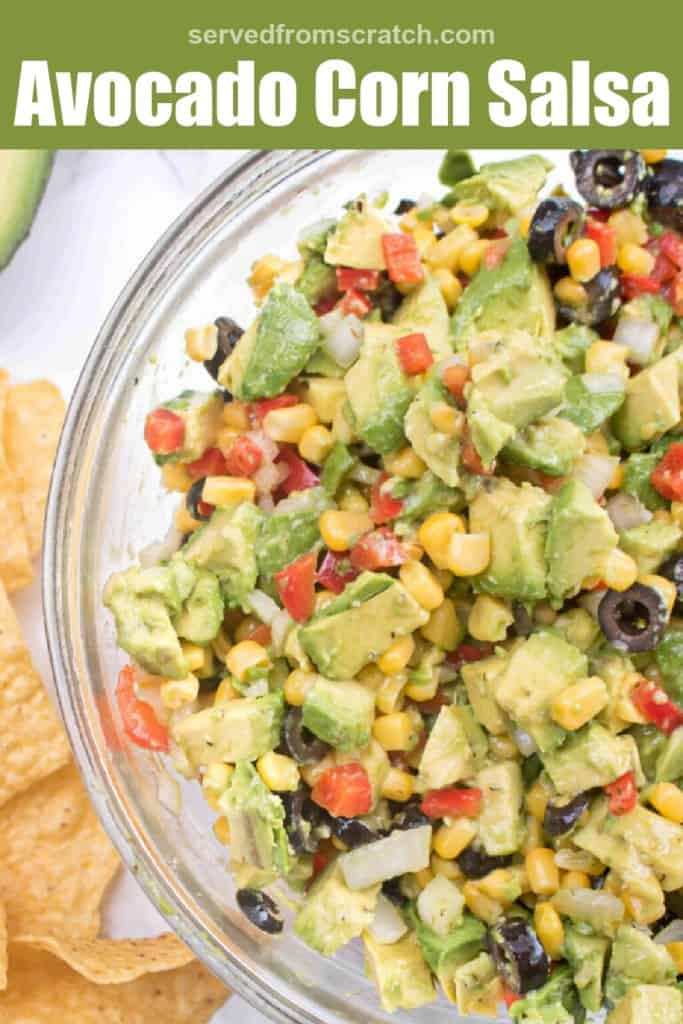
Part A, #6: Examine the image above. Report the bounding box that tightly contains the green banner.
[1,0,679,147]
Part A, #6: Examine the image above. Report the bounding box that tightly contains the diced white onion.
[417,875,465,937]
[572,454,620,499]
[552,888,624,930]
[416,192,435,210]
[247,590,280,625]
[367,894,409,944]
[138,525,184,567]
[606,492,653,532]
[270,609,294,656]
[579,590,606,620]
[340,825,432,891]
[319,309,363,368]
[513,729,538,758]
[613,317,660,365]
[655,919,683,944]
[243,679,268,698]
[349,463,381,485]
[581,372,625,395]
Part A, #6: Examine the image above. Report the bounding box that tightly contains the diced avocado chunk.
[173,570,223,646]
[497,632,586,752]
[218,761,290,875]
[172,691,284,768]
[453,237,555,349]
[476,760,525,855]
[324,204,389,270]
[404,370,460,486]
[182,502,264,611]
[299,573,428,680]
[617,295,672,365]
[363,931,435,1013]
[612,350,682,450]
[561,372,625,434]
[655,727,683,782]
[345,322,413,454]
[553,324,598,373]
[593,652,640,733]
[257,487,331,580]
[398,470,463,524]
[321,441,355,495]
[152,390,224,466]
[461,652,510,736]
[563,924,609,1013]
[605,924,677,1005]
[0,150,53,270]
[619,520,681,575]
[553,607,600,653]
[469,479,551,603]
[622,448,669,511]
[391,274,452,360]
[451,154,551,216]
[302,677,375,751]
[545,479,618,606]
[295,253,337,306]
[504,416,585,476]
[406,907,485,1001]
[510,965,579,1024]
[418,706,475,791]
[609,803,683,890]
[220,283,321,399]
[439,150,476,187]
[298,218,336,257]
[542,723,637,796]
[295,862,380,956]
[454,952,503,1019]
[607,985,683,1024]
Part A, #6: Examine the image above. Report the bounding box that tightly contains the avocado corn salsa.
[104,150,683,1021]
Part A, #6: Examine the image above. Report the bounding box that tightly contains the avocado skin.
[0,150,53,270]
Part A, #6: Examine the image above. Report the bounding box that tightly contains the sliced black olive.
[488,917,550,995]
[528,198,584,265]
[457,844,513,880]
[236,887,283,934]
[203,316,243,382]
[281,785,323,854]
[382,876,407,907]
[374,279,403,320]
[659,554,683,615]
[330,816,380,849]
[394,198,416,215]
[391,800,430,832]
[282,708,330,765]
[557,267,622,327]
[544,791,592,837]
[645,159,683,233]
[570,150,647,210]
[598,582,667,653]
[185,478,212,521]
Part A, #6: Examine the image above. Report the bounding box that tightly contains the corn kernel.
[622,889,663,926]
[319,509,373,551]
[410,224,438,257]
[586,340,629,378]
[667,942,683,974]
[641,149,667,164]
[526,781,550,823]
[381,768,415,803]
[185,324,218,362]
[213,815,231,845]
[284,669,315,706]
[358,664,384,691]
[526,848,560,897]
[373,711,418,751]
[468,594,514,643]
[562,871,591,890]
[203,475,256,507]
[222,401,249,431]
[671,502,683,529]
[160,674,199,710]
[567,238,601,283]
[420,598,463,651]
[378,634,415,676]
[433,818,477,860]
[431,855,463,881]
[399,560,444,611]
[297,424,334,465]
[478,868,524,904]
[534,902,565,960]
[306,378,347,424]
[608,463,625,491]
[418,512,465,569]
[384,446,426,479]
[608,209,648,247]
[211,627,231,664]
[181,641,214,677]
[585,429,610,456]
[404,674,439,702]
[248,254,289,303]
[617,243,655,277]
[161,463,192,493]
[523,815,545,854]
[214,677,239,704]
[202,763,234,809]
[257,751,300,792]
[338,485,369,513]
[375,674,407,715]
[459,239,491,278]
[653,509,673,524]
[263,403,317,444]
[450,202,489,229]
[534,602,557,626]
[463,882,503,925]
[175,503,201,534]
[517,210,534,239]
[429,401,464,437]
[434,268,463,311]
[554,276,587,308]
[639,574,677,617]
[331,403,355,444]
[551,676,610,731]
[447,532,491,577]
[226,640,270,683]
[649,782,683,824]
[426,224,478,272]
[414,867,434,890]
[215,426,240,458]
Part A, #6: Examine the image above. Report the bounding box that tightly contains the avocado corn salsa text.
[105,150,683,1021]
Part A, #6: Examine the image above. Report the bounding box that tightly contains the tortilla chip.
[0,372,32,592]
[12,932,194,984]
[0,900,6,992]
[0,945,228,1023]
[0,579,70,807]
[0,762,120,937]
[4,379,65,558]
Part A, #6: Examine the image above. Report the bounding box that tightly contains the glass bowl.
[43,148,607,1024]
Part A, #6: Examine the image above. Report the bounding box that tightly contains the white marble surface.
[0,149,267,1024]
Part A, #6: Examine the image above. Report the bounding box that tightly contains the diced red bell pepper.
[370,473,404,524]
[144,408,185,455]
[197,499,215,519]
[186,447,229,479]
[381,233,424,286]
[669,272,683,317]
[314,294,339,316]
[447,643,495,669]
[336,267,381,292]
[650,443,683,502]
[245,622,272,646]
[443,363,470,407]
[632,679,683,736]
[311,762,372,817]
[227,434,264,477]
[650,251,678,285]
[115,665,169,752]
[311,850,330,882]
[421,787,483,820]
[316,550,358,594]
[461,435,493,476]
[350,527,406,571]
[275,446,320,496]
[251,394,299,424]
[605,771,638,816]
[620,273,661,300]
[340,287,373,318]
[502,987,522,1009]
[585,219,618,267]
[661,232,683,270]
[274,552,317,623]
[396,332,434,375]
